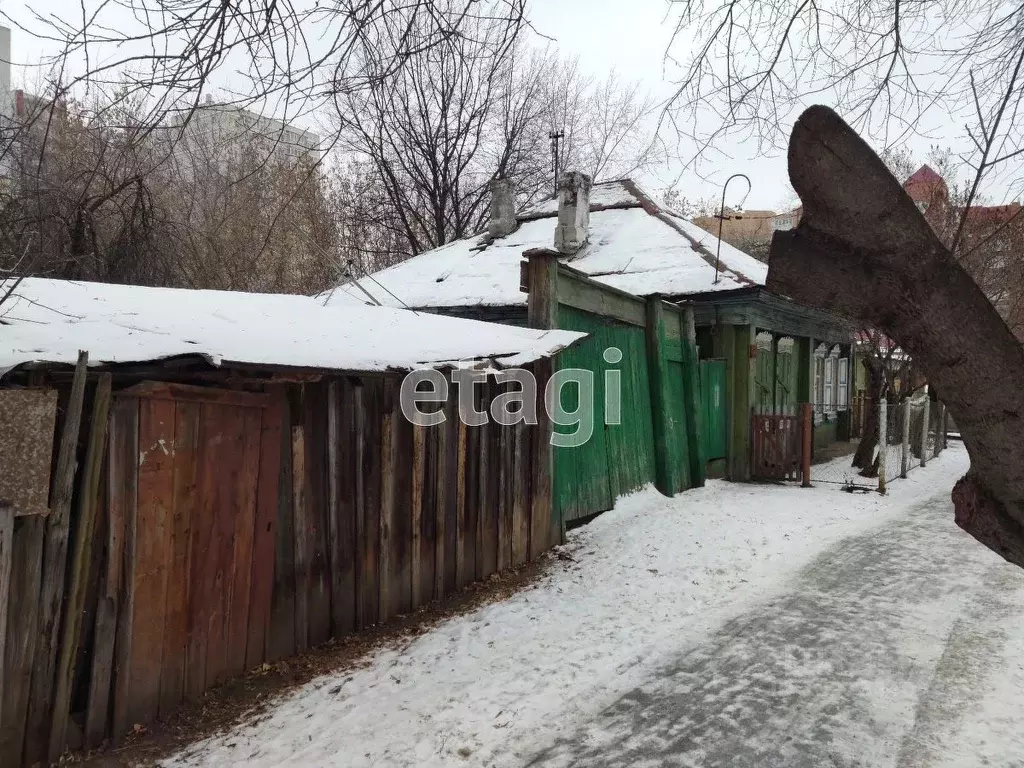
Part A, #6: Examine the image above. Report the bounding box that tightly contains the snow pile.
[165,447,970,768]
[0,277,584,375]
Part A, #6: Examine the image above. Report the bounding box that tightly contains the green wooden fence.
[523,251,705,528]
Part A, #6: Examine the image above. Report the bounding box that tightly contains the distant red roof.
[904,164,948,204]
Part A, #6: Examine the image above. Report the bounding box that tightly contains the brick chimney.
[488,177,516,238]
[554,171,592,255]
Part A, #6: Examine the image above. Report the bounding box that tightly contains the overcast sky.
[1,0,1012,212]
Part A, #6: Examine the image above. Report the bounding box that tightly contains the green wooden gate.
[699,359,727,460]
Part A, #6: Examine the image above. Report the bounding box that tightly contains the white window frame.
[838,357,849,410]
[813,343,829,414]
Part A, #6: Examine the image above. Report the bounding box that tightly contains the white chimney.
[488,176,516,238]
[0,26,11,99]
[554,171,592,255]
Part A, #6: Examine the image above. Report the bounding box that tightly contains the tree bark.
[769,105,1024,570]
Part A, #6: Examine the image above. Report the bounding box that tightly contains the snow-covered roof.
[326,179,769,310]
[0,278,584,376]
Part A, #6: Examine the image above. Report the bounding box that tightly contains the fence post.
[920,398,931,467]
[900,398,911,478]
[800,402,812,487]
[878,399,888,494]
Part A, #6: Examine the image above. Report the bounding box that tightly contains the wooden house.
[0,277,581,766]
[330,173,853,488]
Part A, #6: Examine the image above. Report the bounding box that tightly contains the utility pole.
[549,129,564,198]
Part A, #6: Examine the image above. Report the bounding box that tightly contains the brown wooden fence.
[750,413,802,481]
[0,365,552,766]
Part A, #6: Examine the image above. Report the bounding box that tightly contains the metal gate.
[699,359,727,460]
[751,413,800,480]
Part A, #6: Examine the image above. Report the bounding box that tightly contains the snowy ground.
[166,444,1024,767]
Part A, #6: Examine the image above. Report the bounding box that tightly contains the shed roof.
[0,277,584,376]
[325,179,769,310]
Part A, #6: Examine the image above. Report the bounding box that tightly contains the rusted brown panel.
[0,388,57,516]
[123,396,175,729]
[224,407,262,680]
[247,389,284,669]
[158,401,199,716]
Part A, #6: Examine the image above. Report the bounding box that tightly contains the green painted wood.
[754,337,774,415]
[646,300,679,495]
[554,306,656,522]
[729,325,755,481]
[699,360,728,461]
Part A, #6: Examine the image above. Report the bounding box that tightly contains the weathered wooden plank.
[326,381,349,635]
[0,505,14,744]
[531,360,554,556]
[224,407,262,679]
[481,386,500,579]
[433,405,448,601]
[304,385,331,647]
[511,420,530,567]
[476,384,491,579]
[455,406,469,588]
[392,392,414,616]
[463,418,479,586]
[362,382,382,624]
[158,401,198,716]
[111,397,140,738]
[24,353,88,764]
[557,268,647,328]
[442,397,459,596]
[419,418,437,606]
[124,395,176,727]
[497,419,512,573]
[49,374,112,761]
[291,422,309,652]
[205,405,246,689]
[246,389,284,668]
[410,424,426,608]
[118,381,271,408]
[352,383,369,629]
[266,392,296,662]
[0,514,45,765]
[184,404,218,698]
[0,388,57,516]
[379,380,402,622]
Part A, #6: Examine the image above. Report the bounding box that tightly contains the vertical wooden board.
[361,381,382,625]
[159,401,199,716]
[432,405,448,601]
[103,398,138,740]
[377,384,395,623]
[0,514,45,766]
[125,396,176,728]
[351,383,370,630]
[454,403,469,589]
[291,421,310,653]
[410,424,426,609]
[303,385,331,647]
[462,420,479,586]
[442,399,459,596]
[184,404,219,698]
[531,361,554,557]
[481,386,501,579]
[224,407,262,679]
[247,390,284,668]
[327,380,355,637]
[204,405,245,689]
[511,420,530,566]
[419,420,437,606]
[266,393,296,662]
[391,395,413,616]
[0,505,14,744]
[496,420,512,572]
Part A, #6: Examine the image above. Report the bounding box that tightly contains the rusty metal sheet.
[0,389,58,515]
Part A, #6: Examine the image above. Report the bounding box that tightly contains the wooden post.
[0,503,13,724]
[49,374,111,761]
[920,397,931,468]
[878,398,888,494]
[26,351,88,764]
[901,398,912,478]
[681,306,706,488]
[800,403,812,487]
[646,298,676,495]
[524,248,561,544]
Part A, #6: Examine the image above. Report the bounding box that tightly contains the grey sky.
[1,0,1015,212]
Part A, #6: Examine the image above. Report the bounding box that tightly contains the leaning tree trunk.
[769,105,1024,570]
[852,358,883,471]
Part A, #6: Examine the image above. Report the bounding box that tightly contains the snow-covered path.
[167,444,1024,767]
[528,462,1024,767]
